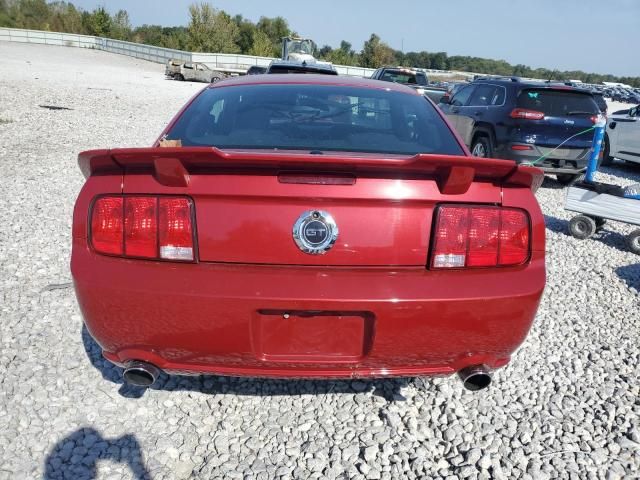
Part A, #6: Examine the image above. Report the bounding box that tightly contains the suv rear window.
[592,93,607,113]
[517,89,599,117]
[164,84,464,155]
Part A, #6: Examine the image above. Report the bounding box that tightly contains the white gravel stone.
[0,41,638,480]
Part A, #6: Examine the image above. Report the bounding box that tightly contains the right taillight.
[431,205,530,269]
[510,108,545,120]
[90,195,195,262]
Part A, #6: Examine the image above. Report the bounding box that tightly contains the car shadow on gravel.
[540,176,567,190]
[615,264,640,292]
[82,325,412,401]
[44,427,151,480]
[544,214,632,253]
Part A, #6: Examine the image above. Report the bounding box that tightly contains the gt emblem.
[293,210,339,255]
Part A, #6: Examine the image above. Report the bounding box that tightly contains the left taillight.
[90,195,195,262]
[430,205,530,269]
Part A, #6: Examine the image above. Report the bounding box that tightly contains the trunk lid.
[514,88,599,149]
[81,147,541,267]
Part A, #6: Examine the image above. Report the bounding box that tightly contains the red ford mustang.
[72,75,545,391]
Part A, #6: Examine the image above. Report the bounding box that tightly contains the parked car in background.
[266,60,338,75]
[165,59,184,79]
[371,66,429,86]
[246,65,267,75]
[370,66,447,103]
[603,104,640,166]
[72,75,545,391]
[439,77,601,184]
[182,62,229,83]
[439,82,467,104]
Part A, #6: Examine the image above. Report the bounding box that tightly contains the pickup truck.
[370,66,447,103]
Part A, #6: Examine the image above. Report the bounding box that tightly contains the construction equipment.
[281,37,317,63]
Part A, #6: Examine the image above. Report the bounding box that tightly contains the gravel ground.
[0,42,639,480]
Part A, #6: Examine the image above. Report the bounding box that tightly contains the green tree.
[360,34,395,68]
[82,6,111,37]
[233,14,256,54]
[322,40,357,66]
[256,15,290,55]
[187,2,240,53]
[430,51,448,70]
[111,9,131,40]
[248,28,274,57]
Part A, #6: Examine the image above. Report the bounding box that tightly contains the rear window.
[380,70,428,86]
[592,93,607,113]
[517,89,599,117]
[267,65,337,75]
[165,84,464,156]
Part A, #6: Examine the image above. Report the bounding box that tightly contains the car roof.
[269,60,337,71]
[472,77,594,94]
[208,73,421,94]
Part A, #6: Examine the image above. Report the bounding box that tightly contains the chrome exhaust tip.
[458,365,491,391]
[123,361,160,387]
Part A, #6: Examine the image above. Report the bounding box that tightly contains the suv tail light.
[431,205,530,269]
[91,196,195,262]
[510,108,545,120]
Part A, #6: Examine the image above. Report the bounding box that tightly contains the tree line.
[1,0,638,87]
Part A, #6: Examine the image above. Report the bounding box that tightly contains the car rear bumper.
[72,247,545,379]
[502,144,589,173]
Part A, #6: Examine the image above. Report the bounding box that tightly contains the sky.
[71,0,640,77]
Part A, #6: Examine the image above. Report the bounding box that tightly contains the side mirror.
[439,95,451,105]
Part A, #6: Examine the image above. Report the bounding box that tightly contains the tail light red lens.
[124,197,157,258]
[431,205,530,269]
[498,209,530,265]
[510,108,545,120]
[159,198,194,261]
[90,195,195,262]
[91,197,124,255]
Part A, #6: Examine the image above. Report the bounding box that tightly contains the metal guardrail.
[0,27,465,79]
[0,27,377,77]
[100,38,191,64]
[0,27,98,48]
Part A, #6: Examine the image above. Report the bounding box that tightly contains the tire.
[569,215,597,240]
[211,75,223,83]
[176,74,184,81]
[556,174,580,185]
[627,230,640,255]
[600,135,614,166]
[470,135,493,158]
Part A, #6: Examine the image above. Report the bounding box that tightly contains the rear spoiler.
[78,147,544,194]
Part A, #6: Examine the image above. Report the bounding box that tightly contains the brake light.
[511,145,533,151]
[91,197,123,255]
[510,108,545,120]
[91,195,195,262]
[431,205,530,269]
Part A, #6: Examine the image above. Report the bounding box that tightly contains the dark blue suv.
[438,77,600,183]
